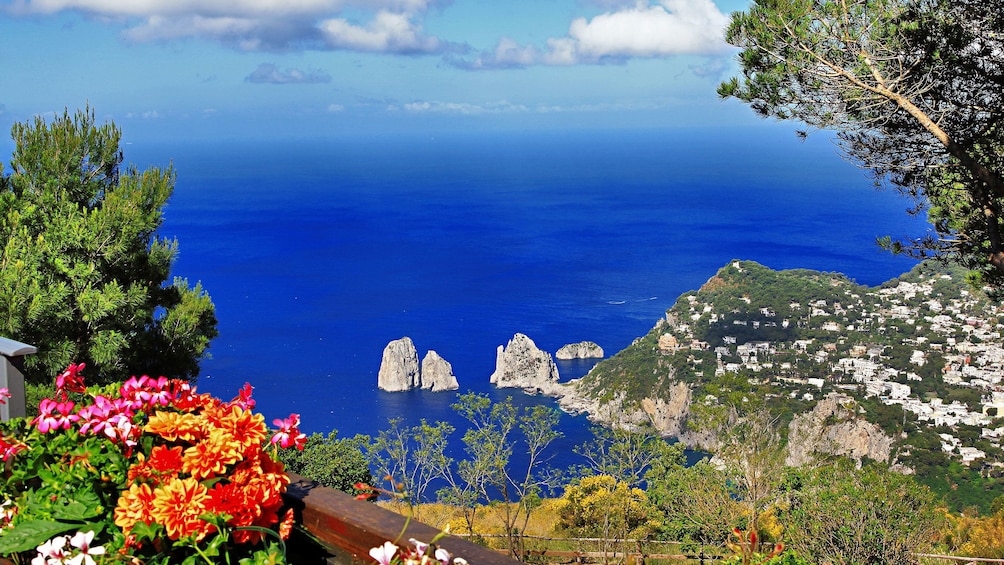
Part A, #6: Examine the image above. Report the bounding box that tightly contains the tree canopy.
[0,107,217,384]
[719,0,1004,296]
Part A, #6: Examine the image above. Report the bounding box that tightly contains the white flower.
[67,531,105,565]
[409,538,429,557]
[370,541,398,565]
[33,535,68,565]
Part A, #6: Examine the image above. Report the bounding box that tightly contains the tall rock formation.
[421,350,459,392]
[490,333,560,393]
[378,337,421,392]
[786,393,894,467]
[555,341,604,360]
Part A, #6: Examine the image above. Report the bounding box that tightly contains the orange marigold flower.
[233,453,289,508]
[279,508,295,541]
[207,481,258,526]
[114,482,156,532]
[150,477,211,540]
[232,504,280,545]
[129,445,185,483]
[228,457,260,487]
[217,406,267,456]
[181,431,242,480]
[145,411,207,442]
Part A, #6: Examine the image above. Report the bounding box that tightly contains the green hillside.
[575,259,1004,512]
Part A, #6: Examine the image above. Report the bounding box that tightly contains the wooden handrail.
[283,473,522,565]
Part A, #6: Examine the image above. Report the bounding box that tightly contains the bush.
[277,431,372,494]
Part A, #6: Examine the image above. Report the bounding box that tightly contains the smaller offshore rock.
[378,337,420,392]
[555,341,604,360]
[490,333,560,394]
[421,350,459,392]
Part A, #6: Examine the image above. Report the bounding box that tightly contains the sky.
[0,0,768,142]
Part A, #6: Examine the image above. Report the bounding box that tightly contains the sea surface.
[125,126,927,477]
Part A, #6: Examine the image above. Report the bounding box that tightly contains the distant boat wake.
[606,297,657,305]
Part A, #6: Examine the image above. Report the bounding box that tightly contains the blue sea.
[126,126,926,475]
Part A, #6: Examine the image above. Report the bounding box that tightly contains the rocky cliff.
[556,341,604,360]
[557,379,890,463]
[557,376,713,447]
[378,337,421,392]
[421,350,459,392]
[786,393,894,467]
[490,333,561,394]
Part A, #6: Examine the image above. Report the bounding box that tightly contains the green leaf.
[51,490,102,521]
[0,520,79,554]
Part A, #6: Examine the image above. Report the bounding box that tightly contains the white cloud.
[7,0,453,53]
[401,100,529,115]
[565,0,730,60]
[327,103,345,112]
[394,97,696,116]
[124,110,163,119]
[319,10,440,53]
[451,0,730,69]
[245,63,332,83]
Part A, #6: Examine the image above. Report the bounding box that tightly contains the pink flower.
[33,399,78,433]
[0,388,10,405]
[55,363,86,401]
[120,375,173,410]
[77,396,139,447]
[369,541,398,565]
[231,382,256,410]
[271,413,307,450]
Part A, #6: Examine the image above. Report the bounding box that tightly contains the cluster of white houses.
[662,269,1004,466]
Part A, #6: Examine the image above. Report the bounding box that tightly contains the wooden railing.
[283,474,522,565]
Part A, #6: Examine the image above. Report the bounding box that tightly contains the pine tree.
[0,106,217,384]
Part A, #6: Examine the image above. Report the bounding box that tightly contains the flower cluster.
[369,539,468,565]
[32,531,104,565]
[0,364,307,565]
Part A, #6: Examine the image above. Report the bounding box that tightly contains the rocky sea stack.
[421,350,460,392]
[555,341,604,360]
[378,337,458,392]
[490,333,560,394]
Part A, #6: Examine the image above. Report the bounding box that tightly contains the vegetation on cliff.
[573,259,1004,512]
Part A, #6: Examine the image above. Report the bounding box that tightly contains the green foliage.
[781,461,944,565]
[276,431,372,494]
[443,392,562,558]
[720,0,1004,295]
[646,458,741,548]
[0,107,217,384]
[913,458,1004,515]
[368,418,454,509]
[0,419,129,555]
[572,426,674,488]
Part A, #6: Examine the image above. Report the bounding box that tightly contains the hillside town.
[660,261,1004,467]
